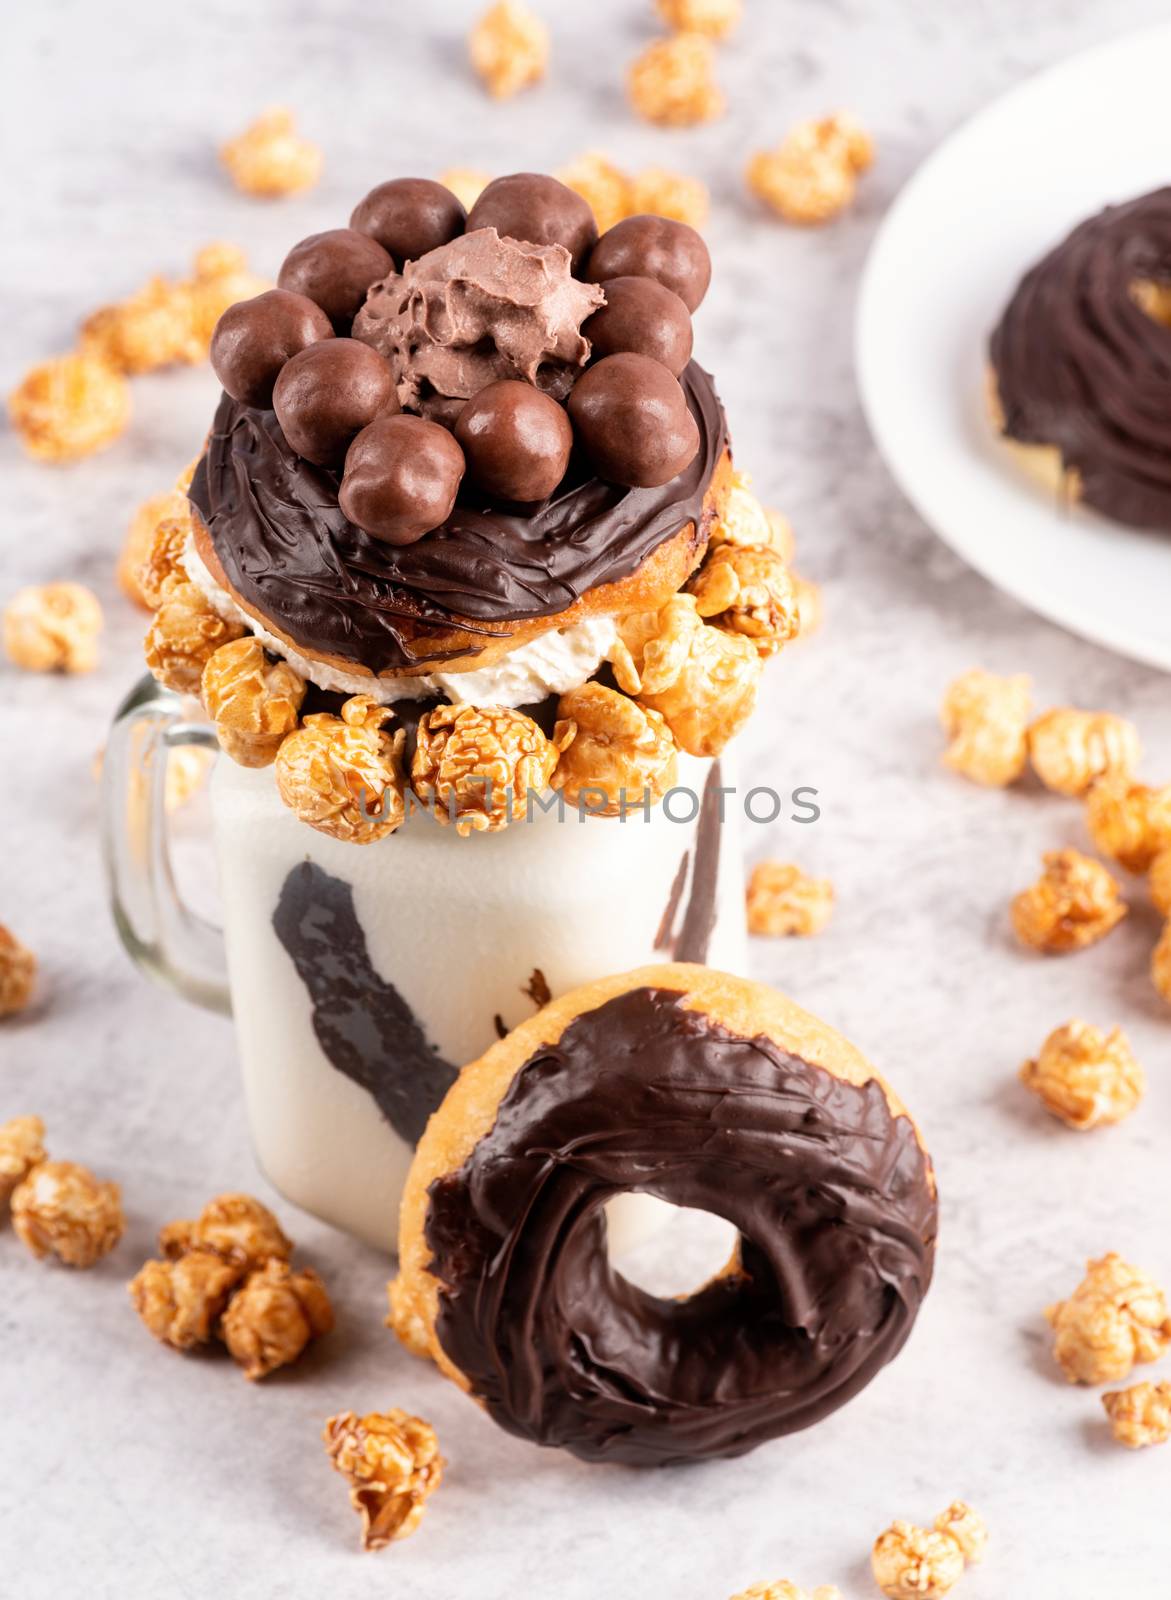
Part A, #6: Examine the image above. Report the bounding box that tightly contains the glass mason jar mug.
[101,674,748,1252]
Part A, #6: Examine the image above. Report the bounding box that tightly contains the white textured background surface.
[3,3,1171,1595]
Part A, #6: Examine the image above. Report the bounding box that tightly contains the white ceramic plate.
[856,23,1171,670]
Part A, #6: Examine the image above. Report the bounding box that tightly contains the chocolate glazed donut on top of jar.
[117,171,805,1252]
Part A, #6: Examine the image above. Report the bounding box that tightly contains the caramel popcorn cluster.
[81,244,267,374]
[202,637,306,768]
[1085,775,1171,874]
[11,1160,124,1268]
[275,696,406,844]
[1102,1381,1171,1449]
[746,862,834,938]
[688,541,799,657]
[556,151,709,233]
[469,2,549,98]
[0,925,37,1017]
[628,32,724,126]
[144,579,246,695]
[871,1502,987,1600]
[220,107,323,198]
[323,1408,445,1550]
[1011,849,1126,954]
[615,592,762,758]
[4,582,103,674]
[748,114,874,226]
[940,669,1032,788]
[657,0,742,38]
[138,498,197,611]
[552,682,678,815]
[132,1193,332,1378]
[1020,1020,1144,1131]
[412,703,565,835]
[1027,708,1141,797]
[1047,1254,1171,1385]
[0,1115,46,1203]
[8,353,131,462]
[119,488,191,609]
[729,1584,840,1600]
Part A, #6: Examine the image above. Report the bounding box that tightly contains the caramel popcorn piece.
[627,166,709,229]
[871,1523,966,1600]
[144,579,245,695]
[119,490,190,608]
[729,1585,840,1600]
[159,1192,292,1271]
[746,862,834,938]
[323,1408,445,1550]
[221,1258,334,1379]
[1085,775,1171,874]
[940,668,1031,787]
[8,352,130,462]
[1102,1381,1171,1448]
[0,926,37,1018]
[81,277,201,374]
[765,507,797,564]
[438,168,492,211]
[1027,709,1141,797]
[220,107,323,198]
[386,1275,432,1360]
[707,475,777,550]
[275,695,406,844]
[1020,1020,1144,1131]
[202,637,305,769]
[0,1116,46,1203]
[933,1503,989,1567]
[138,504,196,611]
[552,682,677,815]
[11,1160,124,1268]
[186,244,269,349]
[1151,920,1171,1004]
[556,152,632,235]
[617,592,762,758]
[129,1252,245,1350]
[1011,849,1126,954]
[688,541,800,657]
[3,582,103,675]
[1047,1254,1171,1385]
[791,573,823,639]
[748,113,874,226]
[628,32,724,127]
[1147,848,1171,916]
[657,0,742,38]
[412,703,563,834]
[469,2,549,98]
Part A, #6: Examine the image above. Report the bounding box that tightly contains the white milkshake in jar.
[121,171,801,1255]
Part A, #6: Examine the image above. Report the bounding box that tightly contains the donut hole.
[605,1200,738,1299]
[1131,278,1171,328]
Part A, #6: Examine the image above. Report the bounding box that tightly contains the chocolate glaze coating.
[467,173,598,272]
[210,290,334,408]
[586,215,712,312]
[188,362,726,673]
[990,187,1171,531]
[272,339,397,467]
[277,228,394,331]
[424,986,938,1467]
[455,380,573,502]
[340,415,465,544]
[569,352,700,487]
[350,178,467,265]
[583,276,694,376]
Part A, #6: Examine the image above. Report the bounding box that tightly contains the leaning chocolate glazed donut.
[394,964,938,1467]
[989,187,1171,531]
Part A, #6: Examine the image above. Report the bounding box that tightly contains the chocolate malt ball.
[568,352,699,488]
[350,177,467,264]
[586,216,712,312]
[583,276,693,376]
[467,173,598,271]
[340,415,466,544]
[277,228,393,330]
[273,339,397,466]
[210,290,334,408]
[455,381,573,502]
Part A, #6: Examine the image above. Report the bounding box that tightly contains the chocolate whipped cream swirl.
[353,228,605,426]
[990,187,1171,531]
[188,363,726,674]
[424,987,938,1467]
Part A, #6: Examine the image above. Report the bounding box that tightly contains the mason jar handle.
[100,673,231,1016]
